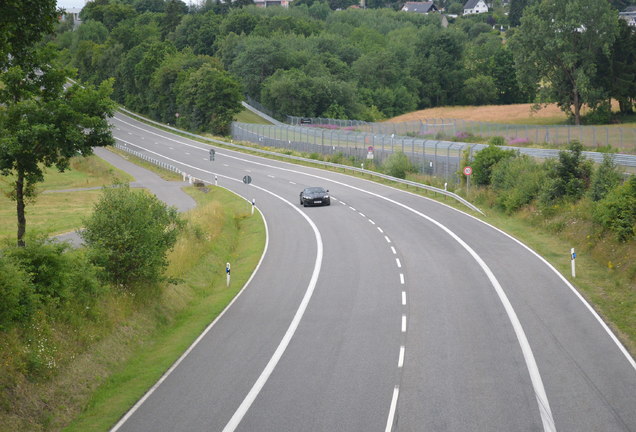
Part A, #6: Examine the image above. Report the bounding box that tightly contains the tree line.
[56,0,635,128]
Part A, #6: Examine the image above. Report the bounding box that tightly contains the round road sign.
[243,175,252,184]
[463,166,473,176]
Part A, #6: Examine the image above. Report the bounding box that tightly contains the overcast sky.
[57,0,87,10]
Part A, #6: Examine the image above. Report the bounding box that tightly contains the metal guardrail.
[113,141,182,174]
[115,107,483,214]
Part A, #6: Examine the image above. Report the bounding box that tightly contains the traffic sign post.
[463,166,472,194]
[367,145,374,160]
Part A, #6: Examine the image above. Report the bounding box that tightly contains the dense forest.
[54,0,636,131]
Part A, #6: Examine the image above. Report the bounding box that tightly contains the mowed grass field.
[0,155,133,240]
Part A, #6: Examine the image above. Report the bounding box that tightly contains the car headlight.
[324,195,329,199]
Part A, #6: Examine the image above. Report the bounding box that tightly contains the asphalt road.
[108,112,636,432]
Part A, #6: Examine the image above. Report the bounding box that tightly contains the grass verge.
[62,186,265,431]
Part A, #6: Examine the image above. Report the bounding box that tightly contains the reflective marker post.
[226,262,231,287]
[215,175,218,186]
[571,248,576,278]
[251,198,255,215]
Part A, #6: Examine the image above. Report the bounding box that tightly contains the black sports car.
[300,187,331,207]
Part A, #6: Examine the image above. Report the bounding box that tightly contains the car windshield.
[306,187,325,193]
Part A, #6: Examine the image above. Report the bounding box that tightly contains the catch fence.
[287,116,636,154]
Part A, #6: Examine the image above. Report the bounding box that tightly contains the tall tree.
[176,62,243,135]
[0,49,115,246]
[0,0,58,66]
[510,0,619,125]
[508,0,531,27]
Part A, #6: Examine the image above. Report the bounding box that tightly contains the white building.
[463,0,488,15]
[253,0,290,7]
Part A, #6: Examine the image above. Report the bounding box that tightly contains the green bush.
[0,255,35,329]
[594,176,636,242]
[540,141,593,204]
[81,183,184,288]
[383,152,413,179]
[2,236,104,306]
[491,154,547,213]
[589,153,622,202]
[471,144,516,186]
[488,136,505,146]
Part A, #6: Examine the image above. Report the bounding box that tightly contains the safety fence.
[287,116,636,155]
[113,108,482,213]
[232,122,636,181]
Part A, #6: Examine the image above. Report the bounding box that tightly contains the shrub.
[491,155,547,213]
[488,136,505,146]
[2,237,103,309]
[383,152,413,179]
[594,176,636,242]
[81,183,184,288]
[540,141,593,204]
[589,153,622,202]
[0,254,35,329]
[471,144,516,186]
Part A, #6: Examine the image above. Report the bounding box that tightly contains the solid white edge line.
[116,132,557,430]
[109,139,325,432]
[121,115,636,429]
[385,386,400,432]
[110,207,270,432]
[221,194,324,432]
[398,346,405,368]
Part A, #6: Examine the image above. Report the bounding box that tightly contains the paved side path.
[54,147,196,246]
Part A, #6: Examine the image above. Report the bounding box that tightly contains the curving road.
[108,112,636,432]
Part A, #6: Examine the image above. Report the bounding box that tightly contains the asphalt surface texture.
[103,111,636,432]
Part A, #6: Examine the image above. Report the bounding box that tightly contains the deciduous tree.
[0,48,115,246]
[510,0,619,125]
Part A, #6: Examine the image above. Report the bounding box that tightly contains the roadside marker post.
[251,198,255,215]
[226,262,231,287]
[215,175,218,186]
[571,248,576,278]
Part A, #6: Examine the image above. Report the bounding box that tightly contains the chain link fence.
[233,122,636,181]
[287,116,636,154]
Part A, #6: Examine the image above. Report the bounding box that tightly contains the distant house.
[463,0,488,15]
[401,1,438,14]
[620,6,636,27]
[59,7,82,29]
[253,0,290,7]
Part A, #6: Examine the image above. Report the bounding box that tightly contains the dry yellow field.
[387,103,569,124]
